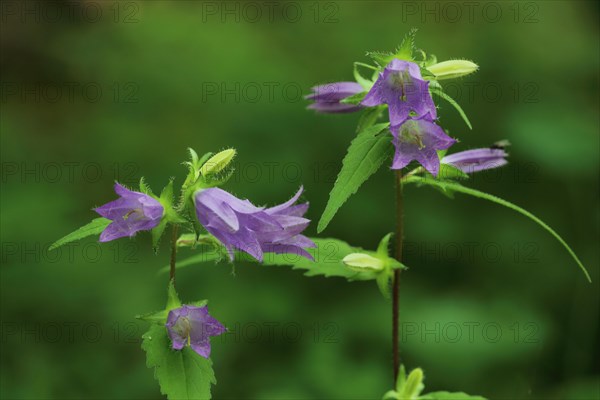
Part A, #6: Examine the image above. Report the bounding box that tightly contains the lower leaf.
[142,324,216,400]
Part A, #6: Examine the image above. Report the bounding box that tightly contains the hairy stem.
[170,225,179,284]
[393,170,404,384]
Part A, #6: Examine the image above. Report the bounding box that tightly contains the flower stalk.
[393,170,404,384]
[170,224,179,284]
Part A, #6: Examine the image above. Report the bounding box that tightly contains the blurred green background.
[1,1,599,399]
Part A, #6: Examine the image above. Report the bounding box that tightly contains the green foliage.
[318,122,392,233]
[403,176,591,282]
[49,218,111,251]
[429,87,472,130]
[356,106,384,134]
[383,365,486,400]
[421,392,486,400]
[142,324,216,400]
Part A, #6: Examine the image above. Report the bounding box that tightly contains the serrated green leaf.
[420,391,486,400]
[404,177,591,282]
[356,106,385,134]
[430,88,472,130]
[50,218,111,251]
[261,238,379,281]
[142,324,215,400]
[318,123,392,232]
[168,238,380,282]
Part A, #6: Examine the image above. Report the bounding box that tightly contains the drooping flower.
[94,183,164,242]
[194,186,315,261]
[362,59,436,126]
[391,118,456,176]
[305,82,364,113]
[166,305,226,358]
[441,148,508,173]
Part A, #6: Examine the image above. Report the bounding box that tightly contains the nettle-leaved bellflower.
[442,148,508,173]
[166,305,226,358]
[362,59,436,125]
[305,82,364,113]
[95,183,164,242]
[194,186,315,261]
[391,118,456,176]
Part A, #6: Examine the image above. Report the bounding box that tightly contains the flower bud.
[427,60,478,80]
[200,148,236,176]
[342,253,385,272]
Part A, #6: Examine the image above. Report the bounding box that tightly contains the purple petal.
[266,186,304,214]
[442,148,509,173]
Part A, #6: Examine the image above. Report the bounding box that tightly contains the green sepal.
[150,219,169,254]
[375,270,393,299]
[367,28,418,66]
[395,365,407,392]
[353,62,377,90]
[366,50,396,67]
[340,91,367,105]
[136,280,183,325]
[181,149,213,193]
[139,176,155,196]
[50,217,111,251]
[376,233,393,258]
[394,28,418,61]
[401,368,425,399]
[437,164,469,181]
[166,279,182,310]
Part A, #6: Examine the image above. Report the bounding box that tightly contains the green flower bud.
[342,253,385,272]
[200,148,236,176]
[427,60,478,80]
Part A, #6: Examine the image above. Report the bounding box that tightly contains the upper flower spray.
[305,29,479,178]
